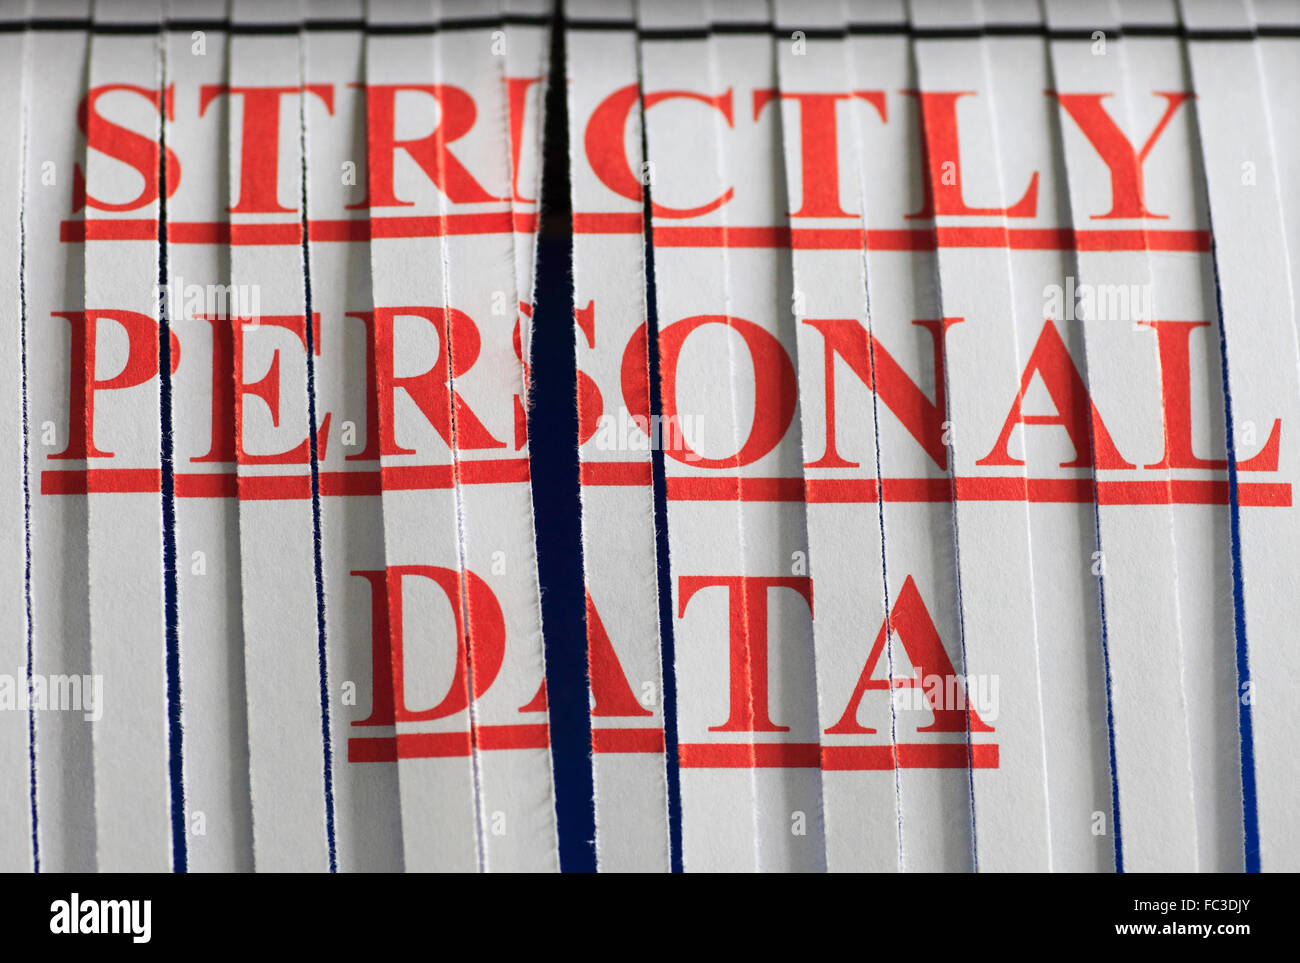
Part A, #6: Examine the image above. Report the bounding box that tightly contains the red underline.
[667,476,809,501]
[347,723,550,762]
[61,216,1211,252]
[677,742,999,770]
[591,727,666,754]
[581,216,1208,253]
[42,460,531,497]
[41,468,1289,507]
[651,224,1210,251]
[61,212,537,244]
[580,461,654,486]
[657,475,1290,506]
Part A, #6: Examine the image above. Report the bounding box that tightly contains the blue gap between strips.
[635,14,686,873]
[156,29,187,873]
[298,39,339,873]
[1207,233,1261,872]
[18,47,39,871]
[530,8,598,872]
[643,184,686,875]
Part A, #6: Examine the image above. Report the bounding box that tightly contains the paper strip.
[361,0,560,872]
[302,0,405,871]
[1182,0,1300,870]
[908,9,1053,871]
[430,0,559,872]
[567,0,672,872]
[1120,9,1244,872]
[843,11,975,872]
[638,0,828,872]
[226,0,332,871]
[1045,0,1200,871]
[23,4,97,872]
[82,0,174,873]
[771,0,900,873]
[977,24,1117,871]
[361,0,481,873]
[163,1,255,872]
